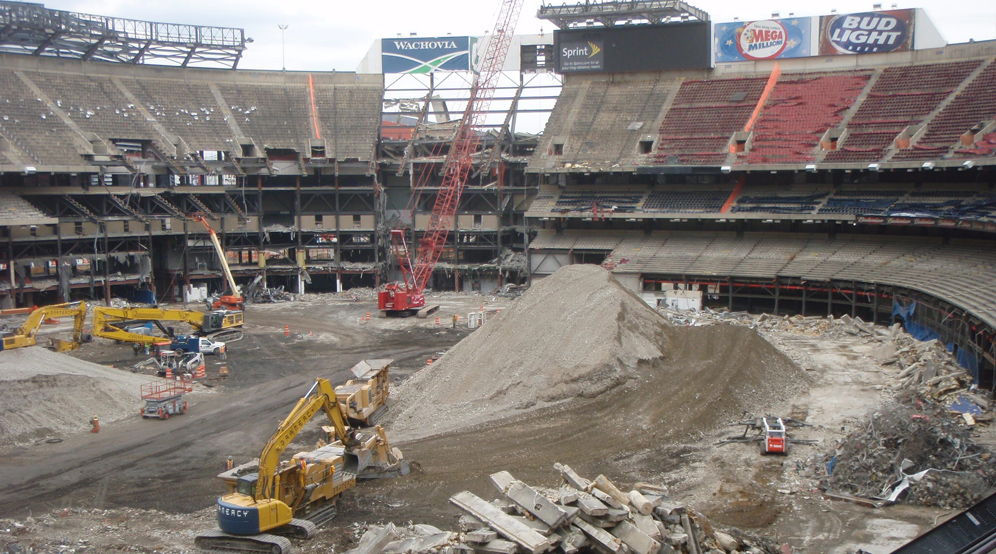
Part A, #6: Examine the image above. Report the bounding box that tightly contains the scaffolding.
[0,1,247,68]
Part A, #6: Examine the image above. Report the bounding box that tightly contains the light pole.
[278,24,288,70]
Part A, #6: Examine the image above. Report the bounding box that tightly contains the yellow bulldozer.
[194,378,408,554]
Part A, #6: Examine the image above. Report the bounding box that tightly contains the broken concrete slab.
[554,525,588,554]
[460,515,486,532]
[654,502,686,518]
[511,514,557,537]
[450,491,554,554]
[415,524,446,536]
[574,491,610,517]
[578,512,617,528]
[589,487,624,509]
[491,471,569,528]
[347,523,400,554]
[465,529,499,544]
[610,520,661,554]
[632,514,661,540]
[384,532,457,554]
[558,486,579,505]
[606,508,630,522]
[555,463,591,491]
[573,519,624,554]
[473,539,520,554]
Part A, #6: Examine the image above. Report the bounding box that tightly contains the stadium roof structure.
[537,0,709,29]
[0,1,247,68]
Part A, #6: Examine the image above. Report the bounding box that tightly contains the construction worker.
[90,415,100,433]
[452,313,459,328]
[226,456,234,471]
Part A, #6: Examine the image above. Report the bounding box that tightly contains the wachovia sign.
[382,36,475,74]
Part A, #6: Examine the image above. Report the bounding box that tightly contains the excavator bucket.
[335,425,409,480]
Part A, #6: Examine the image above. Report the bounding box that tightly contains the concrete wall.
[456,214,499,230]
[10,224,55,238]
[530,251,569,275]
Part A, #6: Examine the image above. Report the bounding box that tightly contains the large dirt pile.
[387,264,806,445]
[0,347,150,447]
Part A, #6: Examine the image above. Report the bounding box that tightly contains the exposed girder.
[537,0,709,29]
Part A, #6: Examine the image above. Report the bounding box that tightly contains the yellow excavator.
[195,378,408,554]
[91,306,244,346]
[0,301,89,351]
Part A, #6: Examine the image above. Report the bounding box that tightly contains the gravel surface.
[0,347,152,447]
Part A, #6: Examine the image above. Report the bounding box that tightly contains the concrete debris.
[889,332,974,402]
[347,523,400,554]
[349,465,781,554]
[812,397,996,510]
[663,306,979,406]
[244,283,295,304]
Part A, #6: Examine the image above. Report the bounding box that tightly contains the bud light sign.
[819,9,914,55]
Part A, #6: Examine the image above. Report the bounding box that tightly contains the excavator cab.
[236,474,258,497]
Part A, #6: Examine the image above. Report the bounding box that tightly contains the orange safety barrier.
[743,62,781,133]
[308,74,322,140]
[720,175,746,214]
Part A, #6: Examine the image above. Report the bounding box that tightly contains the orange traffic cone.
[284,325,290,337]
[90,415,100,433]
[435,316,440,325]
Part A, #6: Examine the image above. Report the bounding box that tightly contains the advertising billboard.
[558,38,604,72]
[381,36,475,74]
[714,17,812,62]
[819,9,914,55]
[555,22,711,74]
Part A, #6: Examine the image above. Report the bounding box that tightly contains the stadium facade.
[1,1,996,386]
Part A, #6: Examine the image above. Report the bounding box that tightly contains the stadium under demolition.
[2,1,996,553]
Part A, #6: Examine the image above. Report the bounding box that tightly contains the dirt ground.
[0,289,979,554]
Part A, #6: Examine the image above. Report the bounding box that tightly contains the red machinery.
[760,417,788,454]
[379,0,524,316]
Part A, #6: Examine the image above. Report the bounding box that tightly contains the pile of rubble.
[815,397,996,510]
[346,464,779,554]
[888,333,976,402]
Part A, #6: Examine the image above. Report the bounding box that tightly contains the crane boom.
[381,0,524,315]
[191,214,245,311]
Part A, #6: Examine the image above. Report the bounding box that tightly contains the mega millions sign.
[382,36,475,74]
[819,9,914,54]
[715,17,811,62]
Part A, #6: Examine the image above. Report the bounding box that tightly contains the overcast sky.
[38,0,996,71]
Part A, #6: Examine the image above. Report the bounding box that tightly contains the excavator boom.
[197,377,407,554]
[1,301,88,351]
[91,306,243,345]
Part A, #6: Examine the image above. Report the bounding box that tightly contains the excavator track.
[278,519,317,540]
[194,529,292,554]
[207,328,244,343]
[302,501,340,528]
